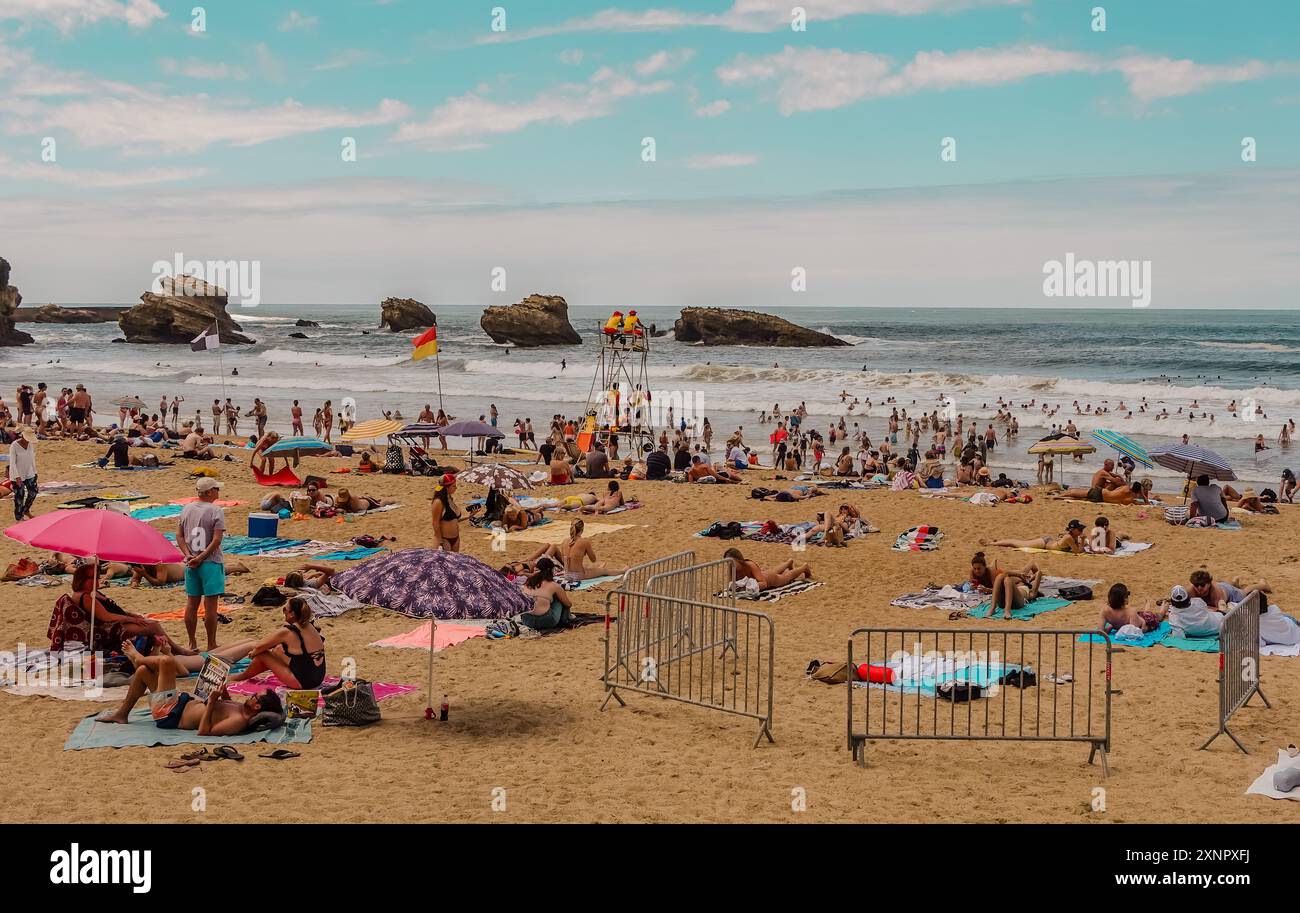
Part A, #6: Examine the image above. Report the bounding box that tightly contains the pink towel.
[226,676,416,703]
[369,621,485,651]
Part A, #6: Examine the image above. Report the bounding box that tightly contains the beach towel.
[969,596,1071,621]
[1038,576,1104,599]
[369,620,485,651]
[64,707,311,750]
[854,658,1009,696]
[1017,541,1153,558]
[73,462,172,471]
[144,603,235,621]
[893,525,943,552]
[560,574,624,591]
[313,546,388,561]
[130,504,185,521]
[728,578,823,602]
[1078,622,1219,652]
[4,657,250,702]
[226,676,415,703]
[890,586,984,613]
[253,465,303,487]
[1246,750,1300,801]
[343,503,402,519]
[500,521,633,544]
[172,497,246,507]
[299,591,366,618]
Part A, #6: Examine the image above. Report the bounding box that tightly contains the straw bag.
[321,679,381,727]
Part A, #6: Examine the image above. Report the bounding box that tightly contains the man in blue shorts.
[178,477,227,651]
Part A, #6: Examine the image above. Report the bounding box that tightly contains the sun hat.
[18,426,36,442]
[195,477,223,493]
[1170,585,1191,609]
[1243,487,1258,499]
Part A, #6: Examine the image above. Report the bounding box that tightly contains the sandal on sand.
[947,610,967,621]
[180,747,214,761]
[259,749,301,761]
[213,745,244,761]
[1045,672,1074,684]
[167,757,200,770]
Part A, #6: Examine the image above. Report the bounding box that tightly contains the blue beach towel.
[1079,621,1219,652]
[314,546,388,561]
[969,596,1071,620]
[65,707,310,750]
[130,504,185,521]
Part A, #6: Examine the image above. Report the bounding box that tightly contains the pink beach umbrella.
[5,509,184,659]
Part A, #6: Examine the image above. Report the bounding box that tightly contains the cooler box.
[248,512,280,538]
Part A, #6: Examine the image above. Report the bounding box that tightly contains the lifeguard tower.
[581,310,657,456]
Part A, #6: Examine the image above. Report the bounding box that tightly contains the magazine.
[192,655,231,704]
[285,689,321,719]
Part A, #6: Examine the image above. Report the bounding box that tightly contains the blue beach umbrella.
[1089,429,1153,469]
[265,436,332,457]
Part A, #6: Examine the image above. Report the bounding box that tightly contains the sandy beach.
[2,437,1298,824]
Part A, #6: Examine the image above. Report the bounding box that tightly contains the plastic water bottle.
[439,695,449,721]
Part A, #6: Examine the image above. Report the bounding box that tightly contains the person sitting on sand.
[1089,459,1126,497]
[1086,515,1129,554]
[1101,582,1166,633]
[1053,481,1149,505]
[917,450,945,488]
[988,562,1042,620]
[581,480,631,514]
[65,564,195,654]
[1188,474,1230,523]
[181,426,213,460]
[97,639,281,733]
[357,452,375,473]
[722,547,812,592]
[982,519,1087,553]
[550,450,572,485]
[688,455,741,484]
[1163,584,1224,638]
[333,487,395,514]
[226,597,327,690]
[516,558,574,632]
[526,519,626,581]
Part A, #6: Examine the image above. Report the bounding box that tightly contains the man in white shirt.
[1166,584,1224,639]
[7,426,37,521]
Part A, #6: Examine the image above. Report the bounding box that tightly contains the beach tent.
[330,548,532,717]
[1148,443,1236,503]
[1089,429,1153,468]
[4,509,182,665]
[339,419,402,445]
[1027,434,1096,482]
[253,465,303,486]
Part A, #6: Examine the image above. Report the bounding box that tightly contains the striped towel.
[730,579,824,602]
[892,525,943,551]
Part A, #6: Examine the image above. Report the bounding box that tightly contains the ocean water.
[4,304,1298,487]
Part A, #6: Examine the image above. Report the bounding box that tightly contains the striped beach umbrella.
[1148,443,1237,482]
[1027,435,1096,456]
[339,418,402,443]
[1089,429,1153,468]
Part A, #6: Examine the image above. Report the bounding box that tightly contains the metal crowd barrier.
[623,550,696,597]
[601,588,774,747]
[848,627,1114,775]
[645,558,736,606]
[1200,590,1271,753]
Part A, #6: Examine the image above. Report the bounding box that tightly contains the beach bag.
[1261,488,1278,503]
[2,558,40,581]
[383,444,405,474]
[809,660,848,684]
[1163,505,1189,525]
[252,585,287,607]
[936,681,981,702]
[1058,584,1093,601]
[322,679,381,727]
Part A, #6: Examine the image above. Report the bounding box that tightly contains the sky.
[1,0,1298,308]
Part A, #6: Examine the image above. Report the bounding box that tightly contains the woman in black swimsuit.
[227,597,327,689]
[431,472,462,552]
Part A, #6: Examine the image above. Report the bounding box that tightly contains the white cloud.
[718,45,1299,113]
[393,66,672,149]
[5,90,409,154]
[159,58,247,80]
[0,153,207,188]
[277,10,318,31]
[481,0,1026,42]
[313,49,377,72]
[693,98,731,117]
[634,48,695,76]
[558,49,585,65]
[0,0,165,31]
[685,153,757,169]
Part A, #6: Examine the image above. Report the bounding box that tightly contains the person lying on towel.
[723,547,812,592]
[97,639,281,733]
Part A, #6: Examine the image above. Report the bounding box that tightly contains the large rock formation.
[480,294,582,347]
[380,297,436,332]
[673,307,851,347]
[0,258,34,346]
[19,304,128,324]
[118,275,253,344]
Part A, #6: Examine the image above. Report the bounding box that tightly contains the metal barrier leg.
[1088,741,1110,777]
[600,685,626,711]
[753,718,774,749]
[1252,684,1272,709]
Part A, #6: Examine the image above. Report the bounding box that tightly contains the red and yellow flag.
[411,324,438,361]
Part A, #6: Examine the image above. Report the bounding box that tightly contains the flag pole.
[433,315,444,414]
